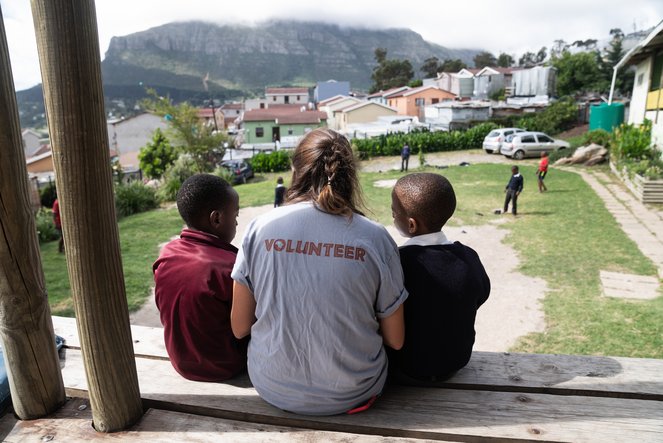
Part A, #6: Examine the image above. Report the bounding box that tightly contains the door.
[272,127,281,143]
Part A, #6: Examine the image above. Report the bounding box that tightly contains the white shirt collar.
[513,173,521,177]
[403,230,453,247]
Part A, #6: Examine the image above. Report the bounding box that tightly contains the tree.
[473,51,497,68]
[439,58,467,72]
[601,28,634,95]
[141,88,225,172]
[518,52,537,67]
[536,46,547,63]
[138,128,178,179]
[497,53,514,68]
[552,50,607,96]
[370,48,414,93]
[421,56,441,78]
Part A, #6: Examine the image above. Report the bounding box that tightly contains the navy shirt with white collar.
[506,173,523,192]
[389,230,491,380]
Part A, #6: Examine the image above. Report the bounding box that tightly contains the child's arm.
[379,304,405,350]
[231,281,256,339]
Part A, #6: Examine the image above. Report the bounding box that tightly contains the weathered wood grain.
[61,350,663,443]
[31,0,142,431]
[0,398,433,442]
[54,316,663,401]
[53,316,168,359]
[0,5,65,419]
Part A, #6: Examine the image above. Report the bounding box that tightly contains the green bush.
[40,182,57,208]
[611,120,663,179]
[582,129,611,148]
[35,208,58,243]
[352,123,498,159]
[213,166,236,184]
[115,181,159,218]
[250,150,291,172]
[156,156,198,202]
[517,98,578,135]
[138,128,178,180]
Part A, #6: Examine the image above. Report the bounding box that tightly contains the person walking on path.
[401,143,411,172]
[504,166,523,215]
[274,177,286,207]
[537,152,549,193]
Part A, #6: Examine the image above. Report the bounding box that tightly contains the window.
[415,98,425,106]
[432,98,439,104]
[537,135,553,143]
[273,96,277,102]
[297,95,300,100]
[260,103,265,109]
[520,135,536,143]
[650,52,663,91]
[285,96,290,104]
[256,127,264,137]
[288,129,294,135]
[637,73,644,86]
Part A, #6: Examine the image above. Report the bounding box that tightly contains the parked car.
[500,132,570,160]
[482,128,526,154]
[220,160,254,184]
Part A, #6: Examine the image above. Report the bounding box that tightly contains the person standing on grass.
[401,142,411,172]
[504,166,523,216]
[52,197,64,253]
[231,128,407,416]
[537,152,549,193]
[274,177,286,207]
[153,174,247,382]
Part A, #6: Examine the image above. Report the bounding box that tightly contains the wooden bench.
[3,316,662,442]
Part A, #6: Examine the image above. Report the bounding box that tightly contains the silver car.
[500,131,570,160]
[482,128,526,154]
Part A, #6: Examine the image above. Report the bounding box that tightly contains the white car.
[500,132,571,160]
[482,128,526,154]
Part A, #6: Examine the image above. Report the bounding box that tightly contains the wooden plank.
[0,398,429,442]
[60,350,663,443]
[53,316,168,359]
[55,317,663,400]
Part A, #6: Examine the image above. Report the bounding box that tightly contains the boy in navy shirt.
[504,165,524,215]
[389,173,490,384]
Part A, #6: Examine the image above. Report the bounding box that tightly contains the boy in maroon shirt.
[153,174,246,381]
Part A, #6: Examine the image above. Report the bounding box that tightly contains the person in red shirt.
[153,174,246,382]
[52,198,64,253]
[537,151,549,193]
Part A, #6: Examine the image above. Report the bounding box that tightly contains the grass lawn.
[40,163,663,358]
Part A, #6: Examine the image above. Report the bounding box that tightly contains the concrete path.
[574,168,663,279]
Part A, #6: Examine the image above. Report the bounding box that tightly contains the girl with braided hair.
[231,128,407,416]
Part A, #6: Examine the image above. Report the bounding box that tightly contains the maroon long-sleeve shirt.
[154,228,247,381]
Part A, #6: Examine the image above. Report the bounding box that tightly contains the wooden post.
[30,0,143,432]
[0,5,66,420]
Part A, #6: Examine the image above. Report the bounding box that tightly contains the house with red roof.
[241,106,327,145]
[385,85,456,118]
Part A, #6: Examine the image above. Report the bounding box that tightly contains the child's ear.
[407,217,418,235]
[209,209,222,228]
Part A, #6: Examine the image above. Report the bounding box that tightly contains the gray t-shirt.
[231,202,407,415]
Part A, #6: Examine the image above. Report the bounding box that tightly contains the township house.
[220,103,244,131]
[335,101,398,132]
[265,87,309,105]
[196,107,225,132]
[617,19,663,146]
[385,85,455,118]
[241,105,327,145]
[425,68,477,99]
[472,67,519,99]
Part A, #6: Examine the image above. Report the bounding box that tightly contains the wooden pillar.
[30,0,143,432]
[0,5,66,420]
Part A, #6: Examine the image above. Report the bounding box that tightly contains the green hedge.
[115,181,159,217]
[250,150,291,172]
[352,123,498,158]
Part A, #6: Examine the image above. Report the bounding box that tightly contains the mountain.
[17,20,481,128]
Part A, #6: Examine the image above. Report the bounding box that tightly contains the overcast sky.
[2,0,662,91]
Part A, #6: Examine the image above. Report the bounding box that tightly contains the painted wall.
[243,120,326,144]
[107,113,168,169]
[339,104,397,131]
[630,57,653,125]
[390,89,456,116]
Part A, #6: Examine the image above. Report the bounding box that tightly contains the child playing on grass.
[504,165,523,215]
[274,176,286,207]
[153,174,247,382]
[537,152,549,193]
[389,172,491,384]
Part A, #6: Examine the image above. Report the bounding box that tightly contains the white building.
[615,20,663,147]
[107,113,168,170]
[424,102,491,130]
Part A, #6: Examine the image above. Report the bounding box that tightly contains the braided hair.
[286,128,364,217]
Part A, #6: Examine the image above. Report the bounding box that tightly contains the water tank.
[589,103,625,132]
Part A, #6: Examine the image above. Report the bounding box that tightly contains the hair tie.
[327,176,333,186]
